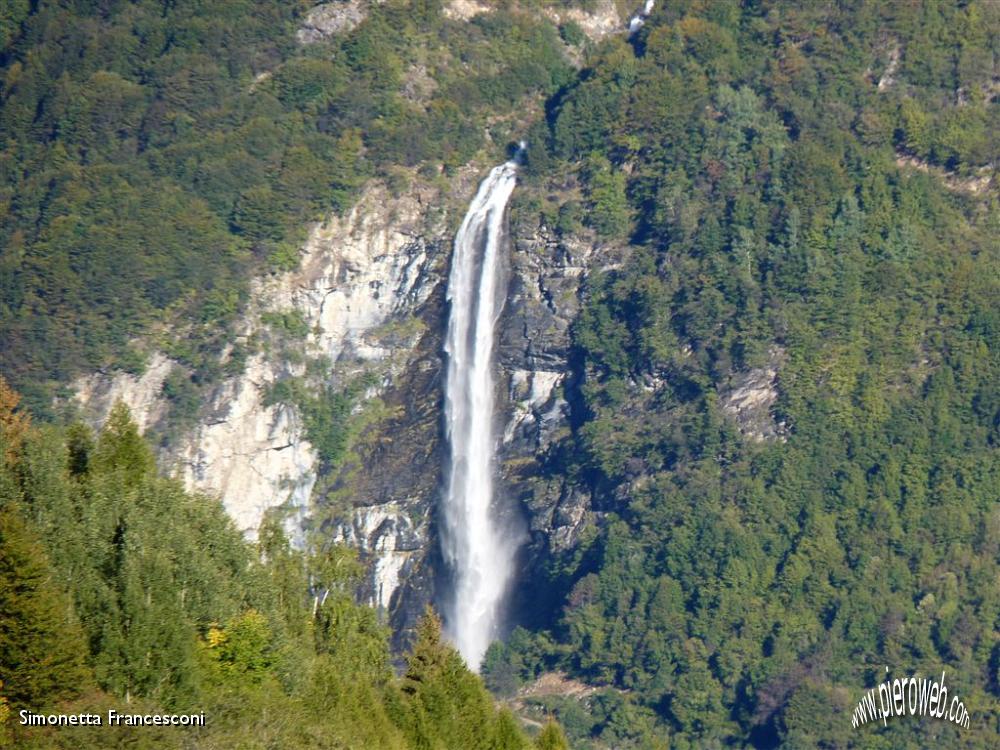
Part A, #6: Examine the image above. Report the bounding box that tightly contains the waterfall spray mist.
[442,152,521,669]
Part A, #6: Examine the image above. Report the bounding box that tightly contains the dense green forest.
[0,0,572,414]
[3,0,1000,748]
[486,1,1000,748]
[0,381,568,749]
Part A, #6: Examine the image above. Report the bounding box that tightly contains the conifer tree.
[494,709,531,750]
[93,402,155,480]
[400,607,506,749]
[0,502,90,707]
[535,720,570,750]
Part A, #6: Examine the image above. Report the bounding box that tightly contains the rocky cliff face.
[312,204,611,646]
[719,348,788,443]
[499,224,600,554]
[71,166,610,647]
[73,178,448,537]
[72,162,790,649]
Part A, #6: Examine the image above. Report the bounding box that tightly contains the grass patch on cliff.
[263,368,399,475]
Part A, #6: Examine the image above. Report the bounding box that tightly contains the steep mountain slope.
[0,0,573,412]
[3,1,1000,749]
[1,383,566,748]
[486,2,1000,748]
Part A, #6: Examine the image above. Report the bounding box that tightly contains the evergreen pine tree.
[535,720,570,750]
[400,607,503,749]
[0,503,90,707]
[93,402,155,480]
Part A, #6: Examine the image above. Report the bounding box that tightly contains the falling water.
[442,149,521,669]
[628,0,656,35]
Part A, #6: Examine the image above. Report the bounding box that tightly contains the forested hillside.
[0,0,571,414]
[0,380,569,749]
[0,3,576,747]
[486,1,1000,748]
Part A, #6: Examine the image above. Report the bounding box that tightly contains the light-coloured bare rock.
[334,502,422,613]
[445,0,622,41]
[547,0,623,41]
[297,1,368,44]
[876,42,900,91]
[72,352,174,434]
[179,185,443,538]
[895,153,996,196]
[74,182,446,541]
[443,0,491,21]
[720,351,788,442]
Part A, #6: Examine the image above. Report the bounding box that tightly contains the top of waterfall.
[509,141,527,166]
[628,0,655,35]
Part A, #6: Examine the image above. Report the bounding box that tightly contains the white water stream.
[442,153,521,669]
[628,0,656,35]
[440,0,657,671]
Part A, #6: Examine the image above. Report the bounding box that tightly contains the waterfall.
[628,0,655,35]
[442,152,521,669]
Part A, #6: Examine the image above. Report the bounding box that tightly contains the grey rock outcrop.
[498,225,600,554]
[73,181,448,541]
[317,213,606,644]
[719,348,788,442]
[297,2,369,44]
[73,353,175,434]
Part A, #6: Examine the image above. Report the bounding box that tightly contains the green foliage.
[0,0,574,411]
[5,1,999,748]
[264,375,360,468]
[160,368,201,430]
[506,1,1000,747]
[0,502,90,708]
[535,720,570,750]
[209,611,274,682]
[559,21,586,48]
[261,310,311,340]
[93,402,156,480]
[232,185,286,241]
[583,154,629,238]
[0,0,29,50]
[1,399,548,747]
[394,608,530,750]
